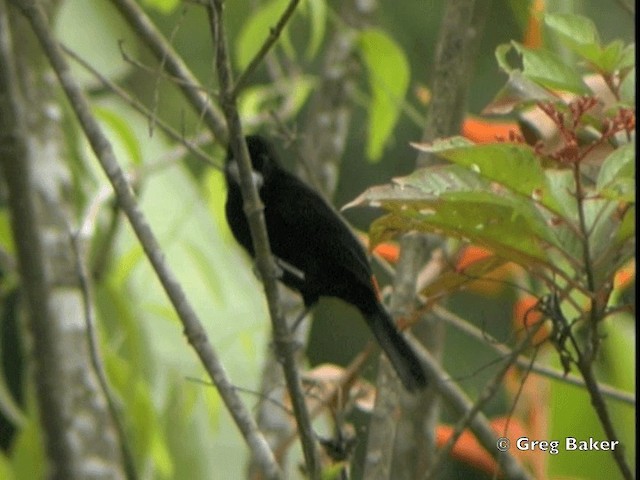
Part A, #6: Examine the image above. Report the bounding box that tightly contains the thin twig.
[423,319,545,480]
[405,334,532,480]
[12,2,281,478]
[69,228,138,480]
[62,44,219,170]
[110,0,228,142]
[433,304,635,405]
[232,0,301,97]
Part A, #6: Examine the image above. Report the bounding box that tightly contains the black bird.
[224,135,427,391]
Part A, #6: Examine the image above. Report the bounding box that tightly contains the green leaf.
[359,28,410,161]
[511,41,589,93]
[304,0,327,60]
[619,66,636,105]
[236,0,294,71]
[545,13,600,50]
[142,0,180,14]
[0,453,14,480]
[94,106,143,166]
[238,75,316,122]
[597,142,636,202]
[370,199,550,267]
[618,43,636,70]
[0,211,15,255]
[416,140,565,215]
[545,14,634,73]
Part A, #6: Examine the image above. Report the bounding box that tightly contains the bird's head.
[225,135,279,189]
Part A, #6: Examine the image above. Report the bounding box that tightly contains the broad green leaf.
[415,140,564,214]
[351,161,579,257]
[543,169,577,221]
[618,44,636,70]
[616,205,635,245]
[510,41,589,93]
[545,13,633,73]
[597,40,625,73]
[597,142,635,202]
[619,66,636,105]
[545,13,600,50]
[236,0,295,70]
[359,29,410,161]
[370,199,550,267]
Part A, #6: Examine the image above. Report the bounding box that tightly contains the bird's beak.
[227,160,264,190]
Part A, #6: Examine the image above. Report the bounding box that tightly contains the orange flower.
[462,116,523,144]
[436,417,529,475]
[513,295,551,346]
[372,241,400,264]
[614,260,635,290]
[456,245,494,271]
[523,0,545,49]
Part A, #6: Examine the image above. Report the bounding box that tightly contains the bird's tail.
[365,306,428,391]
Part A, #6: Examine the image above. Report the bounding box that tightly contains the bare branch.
[9,1,280,478]
[232,0,301,97]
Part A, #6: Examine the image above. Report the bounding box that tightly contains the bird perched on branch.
[224,135,427,391]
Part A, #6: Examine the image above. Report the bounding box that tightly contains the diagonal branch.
[232,0,301,97]
[110,0,228,142]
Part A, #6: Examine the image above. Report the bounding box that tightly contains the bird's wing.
[264,171,374,291]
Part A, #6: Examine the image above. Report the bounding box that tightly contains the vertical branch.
[8,1,281,478]
[365,1,493,478]
[1,1,127,478]
[206,1,321,478]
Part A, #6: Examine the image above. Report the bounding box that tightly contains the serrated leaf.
[597,142,635,201]
[511,41,589,93]
[359,29,410,161]
[420,141,565,215]
[616,205,635,245]
[619,66,636,105]
[545,13,600,49]
[618,44,636,70]
[370,199,550,268]
[544,13,634,74]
